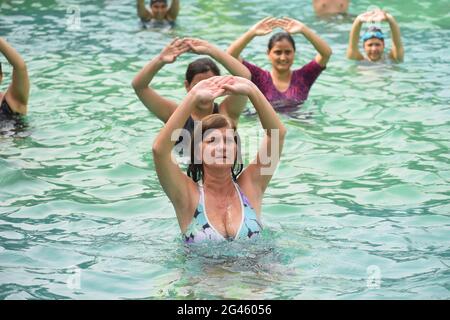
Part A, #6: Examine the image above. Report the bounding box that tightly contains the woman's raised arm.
[0,37,29,114]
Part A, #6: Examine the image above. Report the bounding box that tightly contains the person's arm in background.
[384,12,404,62]
[132,38,190,122]
[186,38,251,124]
[0,37,29,114]
[166,0,180,21]
[346,12,366,60]
[137,0,152,21]
[227,17,279,62]
[278,17,332,67]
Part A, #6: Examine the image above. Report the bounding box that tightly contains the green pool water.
[0,0,449,299]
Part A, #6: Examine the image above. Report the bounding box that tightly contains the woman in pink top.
[227,17,332,111]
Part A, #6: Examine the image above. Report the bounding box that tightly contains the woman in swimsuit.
[227,17,332,110]
[347,9,404,63]
[152,76,286,243]
[0,37,30,117]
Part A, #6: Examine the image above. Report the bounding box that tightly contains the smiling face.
[267,39,295,73]
[188,114,242,182]
[363,38,385,62]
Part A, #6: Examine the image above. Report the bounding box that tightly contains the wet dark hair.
[150,0,167,6]
[185,58,221,85]
[268,32,296,52]
[187,114,243,183]
[366,26,383,33]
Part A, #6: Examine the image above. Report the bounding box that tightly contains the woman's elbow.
[132,76,146,93]
[227,48,239,59]
[131,77,140,91]
[326,47,333,58]
[152,140,163,157]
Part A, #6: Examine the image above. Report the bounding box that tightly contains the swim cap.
[361,26,384,42]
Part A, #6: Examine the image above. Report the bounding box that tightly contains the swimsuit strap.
[212,102,220,114]
[1,98,14,116]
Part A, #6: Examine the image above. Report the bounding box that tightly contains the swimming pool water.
[0,0,449,299]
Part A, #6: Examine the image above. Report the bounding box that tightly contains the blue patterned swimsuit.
[183,182,263,243]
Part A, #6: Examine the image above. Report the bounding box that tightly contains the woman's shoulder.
[296,59,325,72]
[242,60,269,74]
[292,59,326,82]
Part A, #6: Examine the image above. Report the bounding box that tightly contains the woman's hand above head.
[190,76,233,104]
[227,17,279,60]
[220,76,254,96]
[358,9,387,23]
[379,10,392,22]
[357,11,371,23]
[158,37,190,64]
[250,17,279,36]
[184,38,212,56]
[278,17,305,34]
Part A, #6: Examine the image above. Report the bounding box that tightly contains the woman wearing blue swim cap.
[347,9,404,63]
